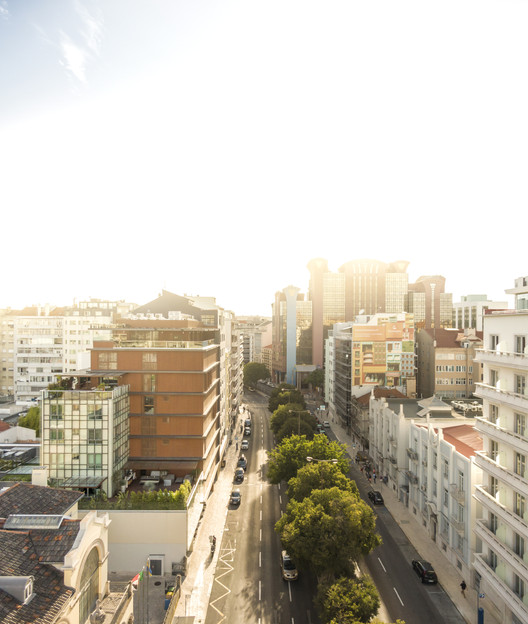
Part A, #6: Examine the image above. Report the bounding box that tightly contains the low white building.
[369,393,482,582]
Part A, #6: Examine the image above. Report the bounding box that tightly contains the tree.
[270,403,318,442]
[287,461,359,502]
[268,386,306,413]
[303,368,325,392]
[18,406,40,437]
[243,362,270,387]
[267,434,349,485]
[275,487,381,577]
[318,576,380,624]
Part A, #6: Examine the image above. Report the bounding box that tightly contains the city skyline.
[1,0,526,317]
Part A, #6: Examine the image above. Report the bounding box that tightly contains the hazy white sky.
[1,0,526,315]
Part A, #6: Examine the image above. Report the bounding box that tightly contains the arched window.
[79,546,100,624]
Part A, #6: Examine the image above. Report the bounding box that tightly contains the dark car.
[234,467,244,483]
[368,490,384,505]
[280,550,298,581]
[237,455,247,471]
[230,489,241,506]
[244,419,251,428]
[412,559,438,584]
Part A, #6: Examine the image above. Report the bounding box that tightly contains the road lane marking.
[259,551,261,567]
[393,587,404,606]
[260,528,262,542]
[378,557,386,572]
[288,581,292,602]
[259,580,262,601]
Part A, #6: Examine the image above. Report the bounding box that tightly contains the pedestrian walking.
[460,580,467,597]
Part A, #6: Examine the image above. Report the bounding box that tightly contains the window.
[443,459,449,478]
[87,453,102,467]
[443,488,449,507]
[143,374,156,392]
[98,351,117,370]
[515,413,526,437]
[490,476,498,497]
[515,453,526,477]
[490,335,499,350]
[515,492,526,518]
[515,375,526,395]
[515,335,526,355]
[490,550,498,571]
[144,395,155,414]
[490,369,498,386]
[490,513,498,535]
[142,353,157,370]
[490,440,498,461]
[50,404,63,420]
[515,533,525,558]
[489,404,499,424]
[88,429,102,444]
[50,429,64,443]
[514,574,525,600]
[88,405,103,420]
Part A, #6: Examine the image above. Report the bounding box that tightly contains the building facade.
[416,328,483,400]
[453,294,508,332]
[473,278,528,623]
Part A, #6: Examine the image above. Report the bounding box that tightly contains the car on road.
[280,550,298,581]
[368,490,384,505]
[244,419,251,428]
[244,427,251,436]
[230,489,241,506]
[241,439,249,450]
[323,421,330,428]
[237,455,247,471]
[234,467,244,483]
[411,559,438,584]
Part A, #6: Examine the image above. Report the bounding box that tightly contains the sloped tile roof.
[0,530,74,624]
[28,519,80,563]
[0,483,83,518]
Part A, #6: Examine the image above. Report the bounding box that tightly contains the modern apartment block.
[453,294,508,332]
[325,314,416,436]
[1,299,136,402]
[234,316,272,364]
[473,277,528,624]
[416,328,483,400]
[369,394,482,585]
[40,379,130,498]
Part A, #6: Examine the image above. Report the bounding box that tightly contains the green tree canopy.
[18,406,40,437]
[270,403,318,442]
[267,434,349,485]
[287,461,359,502]
[268,386,306,413]
[275,487,381,577]
[243,362,270,387]
[319,576,380,624]
[303,368,325,391]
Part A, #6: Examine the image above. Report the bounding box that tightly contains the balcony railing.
[407,448,418,461]
[474,484,528,535]
[475,348,528,370]
[450,516,465,533]
[475,519,528,579]
[474,553,528,623]
[449,483,465,503]
[475,451,528,499]
[475,383,528,411]
[476,417,528,454]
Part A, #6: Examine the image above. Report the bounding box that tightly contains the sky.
[1,0,526,316]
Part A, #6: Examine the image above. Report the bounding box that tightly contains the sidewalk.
[329,418,501,624]
[172,430,240,623]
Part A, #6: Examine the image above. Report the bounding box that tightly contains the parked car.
[244,427,251,436]
[411,559,438,584]
[280,550,298,581]
[241,439,249,450]
[234,467,244,483]
[368,490,384,505]
[323,421,330,428]
[237,455,247,471]
[230,489,241,506]
[244,419,251,428]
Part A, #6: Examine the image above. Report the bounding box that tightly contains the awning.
[60,476,106,488]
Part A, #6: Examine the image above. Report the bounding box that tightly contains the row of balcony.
[475,348,528,371]
[476,383,528,412]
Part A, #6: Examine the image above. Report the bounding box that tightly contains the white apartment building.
[473,277,528,624]
[453,294,508,332]
[370,394,482,583]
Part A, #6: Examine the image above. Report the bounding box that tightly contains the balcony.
[449,483,465,503]
[476,417,528,455]
[388,455,397,465]
[475,451,528,499]
[450,516,465,534]
[407,448,418,461]
[475,519,528,579]
[474,553,528,623]
[475,383,528,412]
[474,484,528,536]
[475,348,528,371]
[405,470,418,484]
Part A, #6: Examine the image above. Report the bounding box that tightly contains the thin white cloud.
[0,1,9,20]
[59,31,89,83]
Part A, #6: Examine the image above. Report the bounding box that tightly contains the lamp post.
[289,409,302,435]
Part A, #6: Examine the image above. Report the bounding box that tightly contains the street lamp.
[289,409,303,435]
